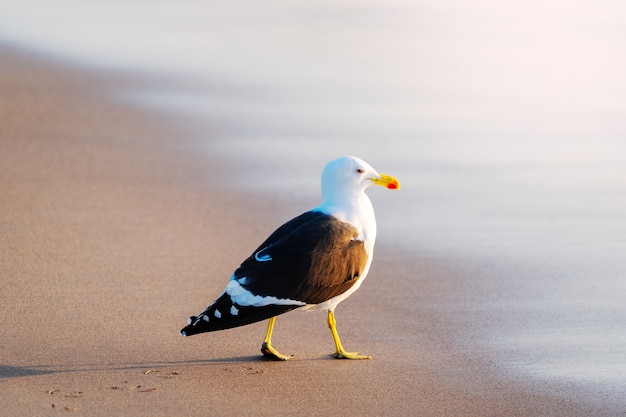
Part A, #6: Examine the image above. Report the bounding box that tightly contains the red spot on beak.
[387,183,398,190]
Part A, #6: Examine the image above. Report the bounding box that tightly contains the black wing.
[235,210,368,304]
[181,210,368,336]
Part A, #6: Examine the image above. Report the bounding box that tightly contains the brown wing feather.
[293,219,368,304]
[234,211,368,305]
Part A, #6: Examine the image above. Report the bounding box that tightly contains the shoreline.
[0,44,620,416]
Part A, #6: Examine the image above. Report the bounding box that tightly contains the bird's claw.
[261,342,293,361]
[332,350,372,360]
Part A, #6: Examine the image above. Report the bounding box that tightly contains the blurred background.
[1,0,624,389]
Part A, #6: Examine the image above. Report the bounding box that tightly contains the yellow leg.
[327,310,371,360]
[260,316,293,360]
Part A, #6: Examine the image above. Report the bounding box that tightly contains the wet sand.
[0,46,619,416]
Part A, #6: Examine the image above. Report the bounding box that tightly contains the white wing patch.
[225,280,305,307]
[236,276,250,285]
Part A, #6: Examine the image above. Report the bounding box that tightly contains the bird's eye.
[355,168,365,174]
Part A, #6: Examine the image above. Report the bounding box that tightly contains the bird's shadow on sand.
[0,355,331,379]
[0,365,55,379]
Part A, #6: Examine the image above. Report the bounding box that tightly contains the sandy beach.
[0,46,621,416]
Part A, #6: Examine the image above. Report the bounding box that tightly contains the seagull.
[181,156,400,360]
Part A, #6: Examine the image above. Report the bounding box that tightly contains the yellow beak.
[370,173,401,190]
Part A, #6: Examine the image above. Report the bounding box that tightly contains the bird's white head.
[320,156,400,205]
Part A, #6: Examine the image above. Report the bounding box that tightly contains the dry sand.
[0,45,616,416]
